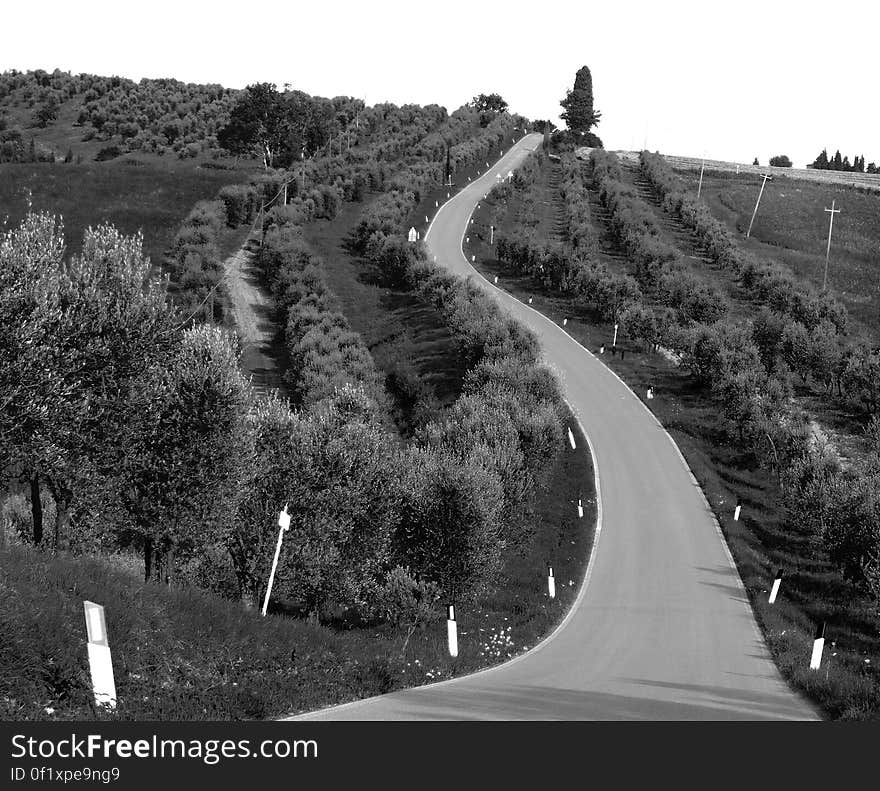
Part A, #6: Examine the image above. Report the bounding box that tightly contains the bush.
[218,183,258,227]
[94,145,121,161]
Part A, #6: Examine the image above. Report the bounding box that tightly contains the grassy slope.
[303,199,470,410]
[0,157,256,271]
[1,417,595,721]
[675,167,880,342]
[464,152,880,720]
[618,161,873,461]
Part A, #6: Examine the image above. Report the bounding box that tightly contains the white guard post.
[577,498,584,518]
[567,428,576,449]
[83,601,117,709]
[548,566,556,599]
[447,605,458,658]
[734,504,742,521]
[810,622,825,670]
[262,506,291,616]
[768,569,783,604]
[493,275,498,284]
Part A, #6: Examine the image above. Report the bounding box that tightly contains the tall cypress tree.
[812,148,829,169]
[560,66,601,136]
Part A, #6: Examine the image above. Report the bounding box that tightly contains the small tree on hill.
[812,149,829,169]
[560,66,601,139]
[769,154,792,167]
[218,82,290,169]
[470,93,508,127]
[752,157,760,166]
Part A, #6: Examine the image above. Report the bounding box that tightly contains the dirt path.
[223,238,287,397]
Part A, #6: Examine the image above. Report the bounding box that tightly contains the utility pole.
[823,199,841,290]
[746,173,772,238]
[697,153,706,199]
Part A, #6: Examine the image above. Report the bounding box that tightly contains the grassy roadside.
[1,417,595,721]
[303,199,469,415]
[465,155,879,720]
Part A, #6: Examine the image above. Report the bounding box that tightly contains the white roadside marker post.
[447,192,450,198]
[567,428,576,449]
[734,503,742,521]
[613,323,619,347]
[528,296,533,304]
[768,568,784,604]
[490,225,495,245]
[577,499,583,518]
[599,344,605,355]
[548,566,556,599]
[262,506,290,617]
[563,318,568,326]
[83,601,117,710]
[810,622,826,670]
[647,387,654,400]
[435,200,439,207]
[408,226,417,243]
[447,605,458,658]
[466,236,469,243]
[494,275,498,284]
[471,255,475,262]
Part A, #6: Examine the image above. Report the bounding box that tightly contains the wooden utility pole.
[823,199,841,290]
[697,155,706,199]
[746,174,772,238]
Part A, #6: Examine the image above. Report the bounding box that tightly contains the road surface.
[290,134,819,721]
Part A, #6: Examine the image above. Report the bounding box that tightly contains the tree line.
[810,148,877,174]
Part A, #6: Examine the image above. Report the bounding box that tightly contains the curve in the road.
[289,134,820,721]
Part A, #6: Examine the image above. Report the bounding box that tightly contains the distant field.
[0,157,257,269]
[669,167,880,341]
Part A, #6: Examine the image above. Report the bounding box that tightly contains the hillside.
[1,71,605,722]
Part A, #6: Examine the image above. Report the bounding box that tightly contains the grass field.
[0,157,258,271]
[1,416,596,721]
[465,153,880,720]
[673,167,880,342]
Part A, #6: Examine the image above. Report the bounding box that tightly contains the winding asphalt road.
[291,133,819,721]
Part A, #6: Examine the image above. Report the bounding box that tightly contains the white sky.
[3,0,878,168]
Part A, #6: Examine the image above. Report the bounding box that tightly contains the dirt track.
[223,239,285,395]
